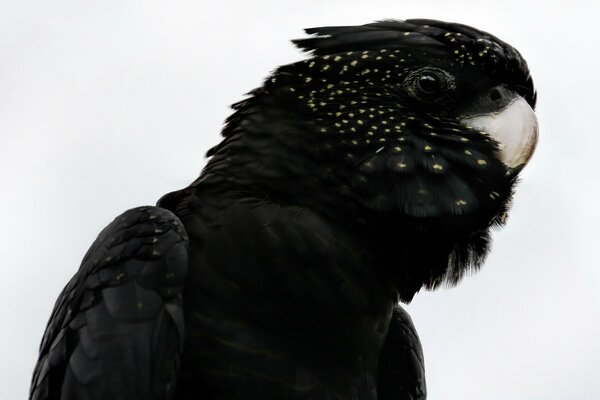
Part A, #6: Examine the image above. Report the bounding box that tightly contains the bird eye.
[405,68,455,100]
[418,75,443,94]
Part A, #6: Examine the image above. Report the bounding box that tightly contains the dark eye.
[418,74,443,93]
[406,68,455,100]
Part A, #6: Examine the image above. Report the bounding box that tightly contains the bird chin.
[506,163,526,179]
[460,95,538,174]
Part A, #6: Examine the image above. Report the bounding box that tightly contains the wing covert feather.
[30,206,189,400]
[377,306,427,400]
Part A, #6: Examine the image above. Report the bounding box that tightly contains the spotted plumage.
[30,19,537,400]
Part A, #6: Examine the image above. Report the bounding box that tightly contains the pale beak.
[461,92,538,172]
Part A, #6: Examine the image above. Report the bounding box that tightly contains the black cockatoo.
[29,19,537,400]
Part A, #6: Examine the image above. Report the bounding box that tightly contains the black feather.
[32,19,537,400]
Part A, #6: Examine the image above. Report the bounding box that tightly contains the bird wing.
[29,206,189,400]
[377,306,427,400]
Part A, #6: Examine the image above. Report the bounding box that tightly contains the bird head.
[201,19,538,296]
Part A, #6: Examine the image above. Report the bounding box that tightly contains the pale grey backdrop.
[2,1,598,399]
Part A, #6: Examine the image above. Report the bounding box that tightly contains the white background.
[2,1,599,399]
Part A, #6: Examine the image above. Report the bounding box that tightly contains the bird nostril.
[490,88,502,102]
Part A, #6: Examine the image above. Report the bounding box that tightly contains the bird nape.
[30,19,537,400]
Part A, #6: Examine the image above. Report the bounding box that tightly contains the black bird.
[30,19,538,400]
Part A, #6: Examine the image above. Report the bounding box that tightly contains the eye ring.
[405,67,455,99]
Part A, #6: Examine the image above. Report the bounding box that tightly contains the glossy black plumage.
[30,207,188,400]
[31,19,536,400]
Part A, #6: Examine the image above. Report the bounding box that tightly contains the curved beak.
[460,88,538,173]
